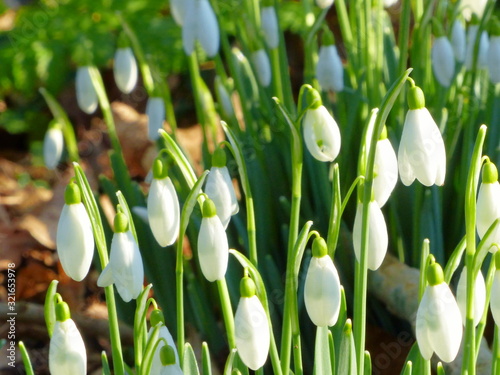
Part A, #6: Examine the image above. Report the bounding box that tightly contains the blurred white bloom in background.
[43,123,64,170]
[461,0,487,21]
[316,28,343,92]
[214,76,234,118]
[315,0,334,9]
[261,6,279,49]
[113,47,138,94]
[182,0,219,57]
[465,22,489,70]
[76,66,98,114]
[431,36,455,87]
[170,0,187,26]
[452,19,466,63]
[146,97,165,141]
[251,49,272,87]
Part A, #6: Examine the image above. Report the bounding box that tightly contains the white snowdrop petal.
[315,0,334,9]
[49,319,87,375]
[456,267,486,327]
[491,271,500,326]
[415,288,435,360]
[170,0,187,26]
[476,182,500,244]
[197,0,220,57]
[44,127,64,170]
[432,36,455,87]
[466,26,489,70]
[383,0,398,7]
[373,138,398,207]
[316,45,344,92]
[261,6,279,49]
[149,325,180,375]
[304,255,341,327]
[146,97,165,141]
[76,66,98,114]
[251,49,272,87]
[452,20,466,63]
[56,203,94,282]
[234,296,270,370]
[114,47,138,94]
[353,201,388,271]
[215,77,234,118]
[205,167,238,229]
[198,216,229,281]
[182,0,197,55]
[160,364,184,375]
[461,0,487,21]
[148,177,180,247]
[488,36,500,84]
[303,106,341,162]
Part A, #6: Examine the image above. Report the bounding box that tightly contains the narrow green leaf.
[402,361,412,375]
[337,319,357,375]
[293,221,314,280]
[364,351,372,375]
[141,324,161,375]
[44,280,59,338]
[159,129,197,188]
[101,351,111,375]
[328,330,336,375]
[443,236,466,284]
[183,343,201,375]
[224,349,238,375]
[19,341,34,375]
[202,342,212,375]
[133,284,153,369]
[313,326,333,375]
[436,362,445,375]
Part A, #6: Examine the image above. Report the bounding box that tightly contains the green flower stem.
[73,163,124,375]
[39,88,79,163]
[353,68,412,371]
[395,0,412,123]
[462,125,487,375]
[303,7,329,84]
[19,341,34,375]
[334,0,353,56]
[133,285,154,369]
[418,240,430,300]
[493,327,500,374]
[216,278,236,349]
[270,46,285,102]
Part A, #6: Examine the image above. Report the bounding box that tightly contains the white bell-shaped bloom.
[235,276,270,370]
[251,49,272,87]
[476,161,500,252]
[146,97,165,141]
[97,212,144,302]
[398,86,446,186]
[304,237,341,327]
[353,200,388,271]
[198,199,229,282]
[373,135,398,207]
[215,76,234,118]
[49,303,86,375]
[149,322,180,375]
[456,266,486,327]
[56,182,94,282]
[315,0,334,9]
[76,66,98,114]
[383,0,398,7]
[261,6,279,49]
[488,36,500,84]
[490,269,500,326]
[182,0,219,57]
[44,126,64,170]
[461,0,487,21]
[113,47,138,94]
[316,45,344,92]
[170,0,187,26]
[148,159,180,247]
[465,25,489,70]
[416,262,462,363]
[205,165,238,229]
[303,105,341,162]
[451,19,466,63]
[432,36,455,87]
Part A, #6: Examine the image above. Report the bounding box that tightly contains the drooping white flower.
[251,49,272,87]
[44,124,64,170]
[488,36,500,84]
[148,158,180,247]
[353,200,388,271]
[461,0,487,22]
[146,97,165,141]
[97,211,144,302]
[75,66,98,114]
[304,237,341,327]
[490,262,500,326]
[261,6,279,49]
[170,0,187,26]
[302,87,341,162]
[198,198,229,282]
[452,19,466,63]
[476,161,500,252]
[456,266,486,327]
[373,128,398,207]
[234,275,270,370]
[432,36,455,87]
[465,23,489,70]
[49,302,86,375]
[316,44,344,93]
[182,0,220,57]
[205,148,238,229]
[315,0,334,9]
[113,47,138,94]
[214,76,234,118]
[148,309,180,375]
[398,86,446,186]
[416,261,462,363]
[56,181,94,282]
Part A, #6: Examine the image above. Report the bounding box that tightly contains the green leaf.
[202,342,212,375]
[44,280,59,338]
[363,351,372,375]
[313,326,333,375]
[133,284,154,369]
[19,341,34,375]
[101,351,111,375]
[159,129,198,188]
[182,343,200,375]
[436,362,445,375]
[337,319,357,375]
[224,349,238,375]
[402,361,412,375]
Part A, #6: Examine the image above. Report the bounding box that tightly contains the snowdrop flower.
[198,198,229,281]
[465,16,489,70]
[461,0,487,22]
[476,160,500,252]
[234,274,270,370]
[251,49,272,87]
[182,0,219,57]
[205,148,238,229]
[304,237,341,327]
[431,25,455,87]
[97,210,144,302]
[383,0,398,7]
[353,200,388,271]
[490,252,500,326]
[49,301,86,375]
[456,266,486,327]
[315,0,333,9]
[214,76,234,118]
[261,5,279,49]
[158,345,183,375]
[148,158,180,247]
[113,47,138,94]
[302,85,341,162]
[43,122,64,170]
[76,66,98,114]
[373,127,398,207]
[146,97,165,141]
[316,29,344,92]
[170,0,187,26]
[398,85,446,186]
[148,309,180,375]
[487,18,500,84]
[451,19,466,63]
[56,181,94,282]
[416,260,462,363]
